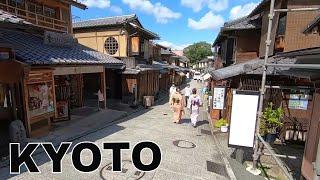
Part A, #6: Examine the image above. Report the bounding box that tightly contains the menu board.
[28,83,54,118]
[213,87,225,110]
[288,94,309,110]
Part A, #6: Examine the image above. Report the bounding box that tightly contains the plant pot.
[220,126,228,133]
[265,133,277,143]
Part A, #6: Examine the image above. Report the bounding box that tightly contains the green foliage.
[215,118,228,128]
[260,103,284,135]
[183,42,214,64]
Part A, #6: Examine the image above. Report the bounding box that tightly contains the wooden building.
[0,1,123,142]
[73,14,161,103]
[210,1,320,179]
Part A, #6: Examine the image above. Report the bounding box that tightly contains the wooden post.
[100,69,107,109]
[52,74,57,119]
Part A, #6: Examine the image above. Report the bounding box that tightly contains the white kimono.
[188,95,202,126]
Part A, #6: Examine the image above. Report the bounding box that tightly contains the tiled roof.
[249,0,269,17]
[73,14,159,39]
[213,16,261,46]
[73,14,137,29]
[209,57,297,80]
[0,10,31,25]
[0,29,124,65]
[122,68,140,75]
[171,56,190,63]
[303,15,320,34]
[222,16,261,31]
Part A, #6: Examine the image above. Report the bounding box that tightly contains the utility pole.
[248,0,276,175]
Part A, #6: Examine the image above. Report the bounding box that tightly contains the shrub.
[215,118,228,128]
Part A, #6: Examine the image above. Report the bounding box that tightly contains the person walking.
[169,83,176,98]
[184,84,191,107]
[170,87,184,124]
[188,88,202,127]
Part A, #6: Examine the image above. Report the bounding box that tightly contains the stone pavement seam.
[207,110,237,180]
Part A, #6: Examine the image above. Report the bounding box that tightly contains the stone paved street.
[0,81,232,180]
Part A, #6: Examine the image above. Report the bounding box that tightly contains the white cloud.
[181,0,228,12]
[208,0,228,12]
[110,5,123,14]
[122,0,181,24]
[157,41,190,50]
[180,0,207,12]
[229,2,258,20]
[188,11,225,30]
[80,0,110,8]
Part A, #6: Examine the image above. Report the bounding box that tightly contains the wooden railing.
[0,3,69,33]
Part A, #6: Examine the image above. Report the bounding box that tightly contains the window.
[7,0,24,9]
[104,37,119,55]
[44,6,56,18]
[277,14,287,36]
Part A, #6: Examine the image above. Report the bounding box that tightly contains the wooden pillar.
[302,92,320,179]
[100,69,107,109]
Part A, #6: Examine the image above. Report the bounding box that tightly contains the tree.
[183,42,213,64]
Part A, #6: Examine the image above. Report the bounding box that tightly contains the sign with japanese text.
[213,87,225,110]
[288,94,309,110]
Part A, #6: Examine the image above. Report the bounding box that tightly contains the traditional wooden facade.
[121,68,159,105]
[73,14,159,67]
[0,0,85,33]
[211,1,320,179]
[73,15,161,103]
[0,3,123,140]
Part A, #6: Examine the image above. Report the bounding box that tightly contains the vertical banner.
[213,87,225,110]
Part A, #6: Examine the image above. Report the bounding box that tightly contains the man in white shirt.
[184,84,191,107]
[169,84,176,98]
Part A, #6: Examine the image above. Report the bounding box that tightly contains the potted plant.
[215,118,228,133]
[260,103,284,143]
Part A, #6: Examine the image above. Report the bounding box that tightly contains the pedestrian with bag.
[170,87,185,124]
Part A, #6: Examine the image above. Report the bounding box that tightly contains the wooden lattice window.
[104,37,119,55]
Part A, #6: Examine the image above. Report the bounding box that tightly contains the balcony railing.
[0,3,68,33]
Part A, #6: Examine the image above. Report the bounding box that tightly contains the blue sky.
[72,0,261,50]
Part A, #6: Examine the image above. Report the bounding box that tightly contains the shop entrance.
[83,73,101,107]
[0,59,25,157]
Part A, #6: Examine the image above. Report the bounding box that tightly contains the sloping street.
[0,81,232,180]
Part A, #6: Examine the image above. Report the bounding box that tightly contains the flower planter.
[220,126,228,133]
[265,133,277,143]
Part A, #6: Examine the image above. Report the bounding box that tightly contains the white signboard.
[228,91,259,148]
[213,87,225,110]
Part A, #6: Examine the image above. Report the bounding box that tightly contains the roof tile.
[0,29,124,65]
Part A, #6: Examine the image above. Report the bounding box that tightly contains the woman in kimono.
[188,88,202,127]
[170,87,184,123]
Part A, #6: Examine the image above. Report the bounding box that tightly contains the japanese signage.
[213,87,225,110]
[28,83,54,118]
[288,94,309,110]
